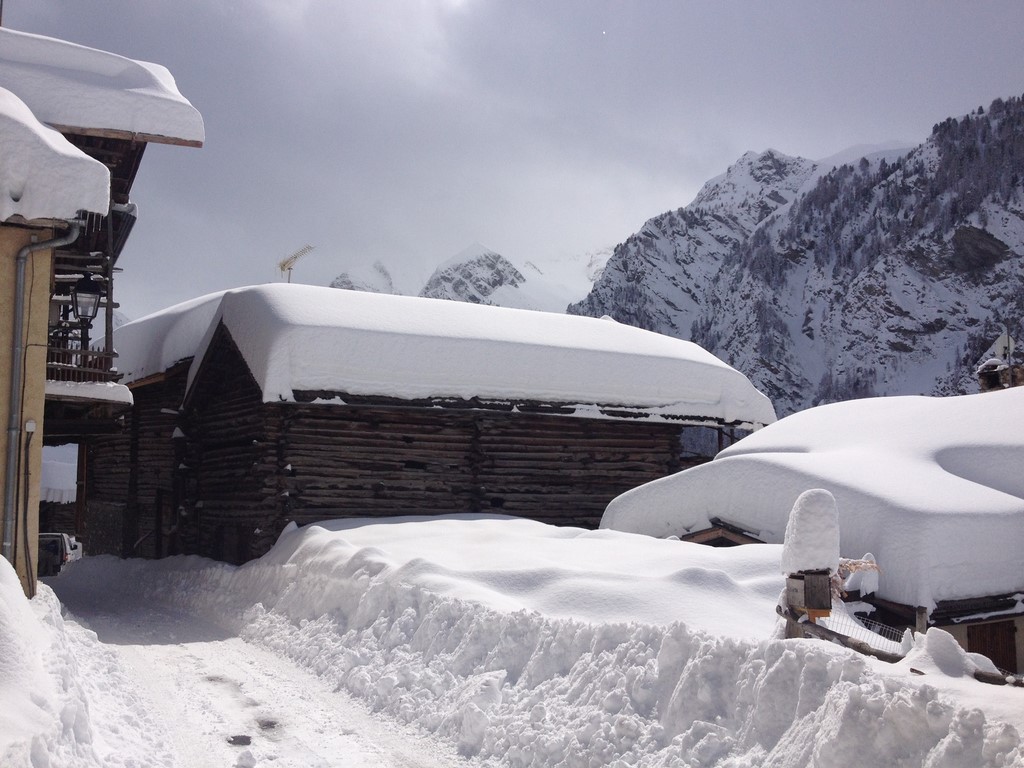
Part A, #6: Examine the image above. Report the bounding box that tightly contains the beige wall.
[944,615,1024,674]
[0,224,55,597]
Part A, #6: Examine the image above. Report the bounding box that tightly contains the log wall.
[86,366,188,557]
[91,324,701,565]
[183,328,281,563]
[86,422,130,556]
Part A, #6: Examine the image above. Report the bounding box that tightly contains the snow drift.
[7,517,1022,767]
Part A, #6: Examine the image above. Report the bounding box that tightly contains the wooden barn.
[87,284,776,564]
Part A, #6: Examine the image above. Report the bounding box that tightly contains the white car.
[37,533,80,576]
[66,535,83,562]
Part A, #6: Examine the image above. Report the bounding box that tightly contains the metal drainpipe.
[2,221,81,562]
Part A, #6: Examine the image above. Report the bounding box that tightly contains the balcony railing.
[46,344,120,384]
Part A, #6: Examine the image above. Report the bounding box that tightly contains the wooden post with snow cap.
[780,489,839,638]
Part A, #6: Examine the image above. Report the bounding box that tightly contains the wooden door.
[967,620,1018,673]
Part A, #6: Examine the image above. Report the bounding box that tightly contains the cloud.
[6,0,1024,317]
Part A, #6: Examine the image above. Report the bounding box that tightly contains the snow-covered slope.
[521,246,611,303]
[419,243,612,312]
[570,149,818,335]
[419,243,530,305]
[572,95,1024,415]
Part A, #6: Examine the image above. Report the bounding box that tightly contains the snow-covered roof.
[601,388,1024,609]
[0,28,204,146]
[0,86,109,222]
[40,459,77,505]
[43,380,133,406]
[40,445,79,505]
[110,290,226,384]
[115,284,776,427]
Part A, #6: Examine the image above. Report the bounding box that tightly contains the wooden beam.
[48,124,203,148]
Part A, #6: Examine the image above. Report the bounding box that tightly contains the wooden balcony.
[46,341,120,384]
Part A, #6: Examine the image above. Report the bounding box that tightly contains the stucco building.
[0,28,203,595]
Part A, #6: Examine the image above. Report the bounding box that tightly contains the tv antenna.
[278,244,315,283]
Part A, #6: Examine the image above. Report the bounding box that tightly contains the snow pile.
[603,389,1024,609]
[0,27,204,145]
[115,283,777,428]
[0,86,109,223]
[16,516,1022,767]
[0,556,172,766]
[780,489,839,575]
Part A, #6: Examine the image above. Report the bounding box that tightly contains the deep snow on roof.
[0,28,204,145]
[40,459,77,505]
[115,283,776,427]
[0,86,109,222]
[601,388,1024,609]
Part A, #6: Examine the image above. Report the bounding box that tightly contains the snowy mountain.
[571,95,1024,415]
[570,149,819,335]
[328,243,611,313]
[420,243,611,312]
[419,243,528,305]
[328,260,398,294]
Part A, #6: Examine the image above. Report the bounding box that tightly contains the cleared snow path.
[52,580,464,768]
[26,520,1022,768]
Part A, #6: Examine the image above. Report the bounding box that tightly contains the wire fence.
[820,610,907,656]
[793,605,1022,686]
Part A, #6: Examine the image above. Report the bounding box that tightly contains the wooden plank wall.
[183,329,281,564]
[86,370,187,557]
[86,409,130,556]
[128,374,187,558]
[269,405,682,540]
[95,326,697,565]
[479,413,682,527]
[278,405,476,525]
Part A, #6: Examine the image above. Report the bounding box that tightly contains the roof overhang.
[0,28,205,147]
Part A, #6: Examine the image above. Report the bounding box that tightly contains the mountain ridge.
[571,95,1024,415]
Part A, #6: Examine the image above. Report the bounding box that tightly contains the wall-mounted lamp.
[70,275,103,324]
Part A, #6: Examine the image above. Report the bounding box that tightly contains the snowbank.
[115,283,777,428]
[0,557,171,766]
[602,389,1024,609]
[14,516,1022,767]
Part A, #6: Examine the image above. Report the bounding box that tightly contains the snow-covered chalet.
[86,283,776,563]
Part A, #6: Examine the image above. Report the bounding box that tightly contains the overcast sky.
[7,1,1024,317]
